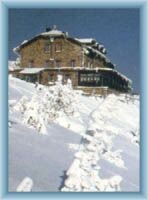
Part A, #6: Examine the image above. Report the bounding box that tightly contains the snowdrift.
[9,76,140,192]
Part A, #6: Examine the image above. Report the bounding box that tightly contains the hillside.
[9,75,140,192]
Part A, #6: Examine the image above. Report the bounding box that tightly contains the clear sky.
[9,8,140,92]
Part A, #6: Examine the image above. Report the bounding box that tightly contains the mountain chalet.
[11,26,132,94]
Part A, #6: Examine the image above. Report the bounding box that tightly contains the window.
[71,60,76,67]
[48,74,54,81]
[55,43,62,52]
[80,74,87,82]
[87,74,94,82]
[55,60,61,68]
[95,74,100,82]
[44,43,51,53]
[80,73,100,83]
[65,74,70,80]
[45,60,50,68]
[28,60,34,67]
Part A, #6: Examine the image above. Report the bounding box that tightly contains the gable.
[15,34,82,54]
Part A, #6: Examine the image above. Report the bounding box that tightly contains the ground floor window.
[78,71,129,91]
[79,72,102,86]
[71,60,76,67]
[63,74,71,84]
[48,74,54,81]
[45,60,50,68]
[24,75,38,83]
[55,60,61,68]
[28,60,34,68]
[80,74,87,82]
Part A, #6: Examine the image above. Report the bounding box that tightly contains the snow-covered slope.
[9,76,140,192]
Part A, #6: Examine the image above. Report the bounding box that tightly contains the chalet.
[11,25,132,94]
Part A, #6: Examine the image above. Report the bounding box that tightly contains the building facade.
[11,26,132,94]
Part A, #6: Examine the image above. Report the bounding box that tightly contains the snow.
[61,93,139,191]
[75,38,96,44]
[13,46,20,54]
[21,40,28,45]
[76,38,108,56]
[8,61,21,71]
[13,30,65,53]
[98,44,105,49]
[9,75,140,192]
[83,47,89,55]
[9,122,81,192]
[16,77,76,134]
[20,68,45,74]
[87,46,110,62]
[41,29,64,36]
[16,177,33,192]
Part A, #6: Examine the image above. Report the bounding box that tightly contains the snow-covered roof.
[21,40,28,45]
[83,47,89,55]
[41,29,65,37]
[76,38,107,55]
[13,28,66,53]
[13,46,20,54]
[94,67,132,84]
[75,38,96,44]
[116,71,132,84]
[87,46,110,62]
[20,68,45,74]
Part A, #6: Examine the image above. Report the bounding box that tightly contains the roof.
[75,38,96,44]
[20,68,45,74]
[13,35,64,54]
[84,46,111,64]
[41,29,65,36]
[13,27,66,53]
[12,27,122,73]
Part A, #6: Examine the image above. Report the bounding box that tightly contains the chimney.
[63,31,69,37]
[46,27,51,32]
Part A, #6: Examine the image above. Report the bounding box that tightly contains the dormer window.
[28,60,34,67]
[50,37,54,43]
[55,60,61,68]
[71,60,76,67]
[44,43,51,53]
[55,43,62,52]
[45,60,50,68]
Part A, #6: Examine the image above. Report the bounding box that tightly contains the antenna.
[53,25,57,30]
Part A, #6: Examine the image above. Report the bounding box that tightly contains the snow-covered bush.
[13,75,78,134]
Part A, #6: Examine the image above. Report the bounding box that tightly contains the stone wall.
[75,86,120,96]
[40,69,78,87]
[19,37,106,69]
[20,37,82,68]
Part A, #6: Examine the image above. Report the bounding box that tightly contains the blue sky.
[9,8,140,92]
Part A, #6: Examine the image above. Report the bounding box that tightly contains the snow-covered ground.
[8,75,140,192]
